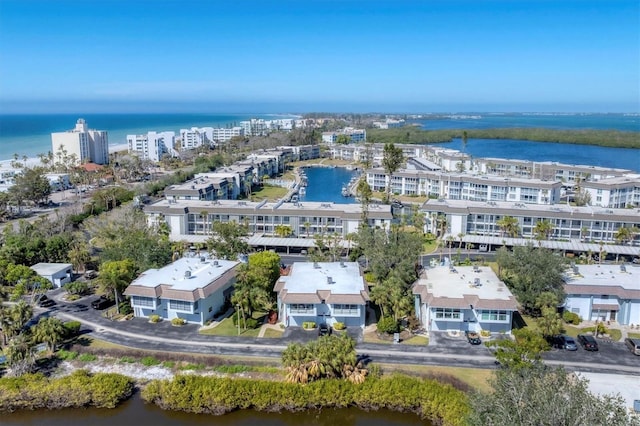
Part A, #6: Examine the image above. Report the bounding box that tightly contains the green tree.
[31,316,66,353]
[533,219,554,241]
[335,134,350,145]
[355,177,372,225]
[230,264,272,323]
[496,215,520,238]
[381,143,404,203]
[496,244,566,315]
[486,328,548,370]
[97,259,137,313]
[8,166,51,207]
[538,306,563,338]
[247,251,281,292]
[5,333,36,377]
[468,363,637,426]
[68,240,91,273]
[274,224,292,238]
[206,221,250,260]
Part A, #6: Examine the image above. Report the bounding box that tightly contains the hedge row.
[0,370,134,412]
[142,374,469,426]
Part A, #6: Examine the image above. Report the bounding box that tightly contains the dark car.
[91,296,115,310]
[36,295,56,308]
[552,335,578,351]
[465,330,482,345]
[318,323,331,336]
[577,334,599,351]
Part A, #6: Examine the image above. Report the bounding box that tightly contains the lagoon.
[299,166,358,204]
[2,393,430,426]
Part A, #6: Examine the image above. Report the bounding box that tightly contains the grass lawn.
[363,330,393,344]
[249,185,288,202]
[200,317,261,337]
[403,335,429,346]
[422,239,438,254]
[628,332,640,339]
[380,364,494,393]
[262,328,284,338]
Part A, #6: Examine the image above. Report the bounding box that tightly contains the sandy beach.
[0,143,129,170]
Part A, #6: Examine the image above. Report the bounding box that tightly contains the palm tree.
[615,227,633,246]
[533,220,554,242]
[200,211,209,235]
[68,241,91,274]
[382,143,404,203]
[32,317,66,353]
[436,214,448,238]
[496,216,520,238]
[303,221,311,238]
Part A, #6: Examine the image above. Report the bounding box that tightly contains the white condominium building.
[322,127,367,144]
[51,119,109,165]
[582,175,640,208]
[210,127,244,143]
[180,127,214,150]
[127,131,176,162]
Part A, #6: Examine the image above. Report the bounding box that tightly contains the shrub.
[364,272,377,283]
[118,302,133,315]
[66,294,80,301]
[149,314,161,323]
[78,354,97,362]
[302,321,316,330]
[377,316,399,334]
[162,361,176,368]
[57,350,79,360]
[562,311,581,325]
[171,317,186,326]
[480,330,491,338]
[64,281,90,296]
[63,321,82,338]
[333,322,346,331]
[406,315,420,331]
[245,318,259,329]
[119,356,136,363]
[141,356,161,366]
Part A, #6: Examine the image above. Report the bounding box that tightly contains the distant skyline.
[1,0,638,113]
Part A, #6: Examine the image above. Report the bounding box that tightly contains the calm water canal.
[3,394,431,426]
[300,166,358,204]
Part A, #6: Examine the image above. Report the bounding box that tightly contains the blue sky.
[0,0,638,113]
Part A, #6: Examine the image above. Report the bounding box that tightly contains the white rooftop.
[421,265,514,301]
[131,256,239,292]
[280,262,365,294]
[30,263,73,276]
[564,264,640,291]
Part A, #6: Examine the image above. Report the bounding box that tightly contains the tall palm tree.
[303,221,311,238]
[68,241,91,274]
[533,220,554,242]
[32,317,66,353]
[496,216,520,238]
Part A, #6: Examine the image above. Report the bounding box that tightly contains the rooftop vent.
[313,262,320,269]
[572,265,579,274]
[620,264,627,273]
[200,256,206,263]
[474,278,481,286]
[184,270,192,279]
[213,260,219,267]
[340,261,345,267]
[327,276,333,285]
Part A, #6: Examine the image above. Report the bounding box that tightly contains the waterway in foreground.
[3,393,431,426]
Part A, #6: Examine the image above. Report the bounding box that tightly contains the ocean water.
[413,113,640,132]
[442,138,640,172]
[0,113,291,160]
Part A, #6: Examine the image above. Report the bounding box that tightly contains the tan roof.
[564,284,640,300]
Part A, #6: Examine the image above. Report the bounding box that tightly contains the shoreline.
[0,143,129,169]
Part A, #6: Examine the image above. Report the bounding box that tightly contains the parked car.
[318,323,331,336]
[552,335,578,351]
[465,330,482,345]
[91,296,114,310]
[36,294,56,308]
[624,338,640,355]
[577,334,599,351]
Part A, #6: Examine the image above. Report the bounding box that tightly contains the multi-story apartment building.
[277,145,320,161]
[582,175,640,208]
[322,127,367,144]
[210,127,244,143]
[180,127,214,150]
[127,131,176,162]
[145,199,393,243]
[372,118,405,129]
[51,119,109,165]
[421,198,640,247]
[366,168,561,204]
[240,119,270,136]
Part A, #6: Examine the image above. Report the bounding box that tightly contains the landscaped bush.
[63,321,82,338]
[245,318,259,329]
[149,314,161,323]
[64,281,90,296]
[302,321,316,330]
[56,350,78,361]
[364,272,376,283]
[78,354,97,362]
[171,317,186,326]
[141,356,161,366]
[141,374,469,425]
[562,311,581,325]
[0,370,134,411]
[118,302,133,315]
[333,322,346,331]
[377,316,399,334]
[480,330,491,338]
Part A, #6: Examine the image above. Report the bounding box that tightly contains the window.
[479,310,508,321]
[131,296,154,308]
[434,308,461,320]
[290,304,314,314]
[333,304,358,315]
[169,299,193,312]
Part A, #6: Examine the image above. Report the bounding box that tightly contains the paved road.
[39,293,640,376]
